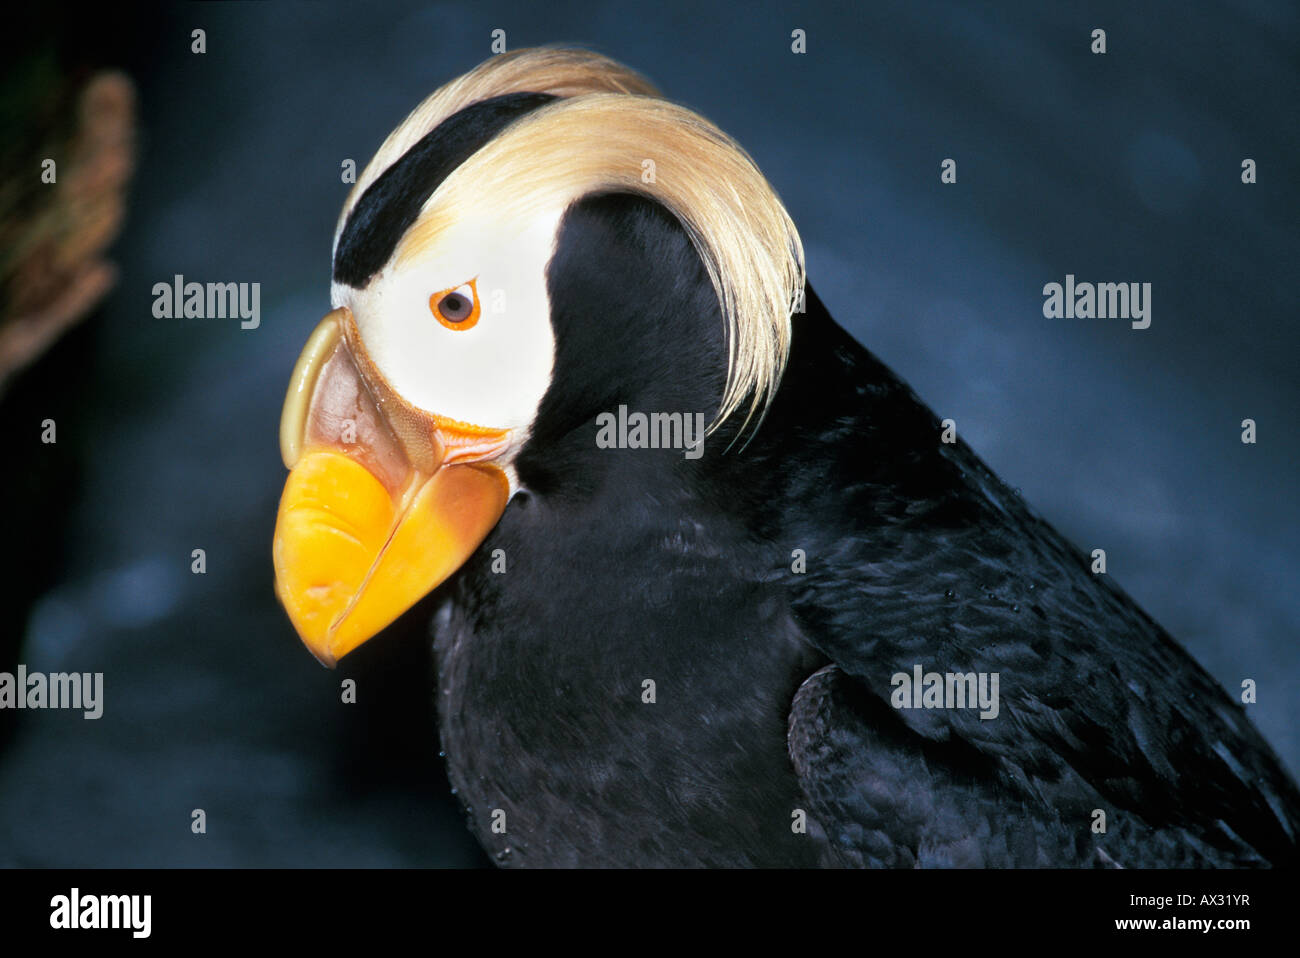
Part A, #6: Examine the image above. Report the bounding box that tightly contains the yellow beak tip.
[308,644,339,670]
[273,451,509,665]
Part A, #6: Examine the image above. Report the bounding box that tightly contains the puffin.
[272,47,1300,867]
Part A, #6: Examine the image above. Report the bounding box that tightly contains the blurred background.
[0,0,1295,866]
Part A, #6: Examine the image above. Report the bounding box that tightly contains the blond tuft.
[334,47,660,254]
[395,93,804,433]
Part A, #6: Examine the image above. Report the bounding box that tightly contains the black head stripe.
[333,91,559,289]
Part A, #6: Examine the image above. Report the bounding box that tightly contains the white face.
[331,208,562,437]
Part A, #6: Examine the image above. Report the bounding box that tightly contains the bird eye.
[430,281,481,330]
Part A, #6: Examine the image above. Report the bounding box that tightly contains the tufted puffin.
[271,47,1299,867]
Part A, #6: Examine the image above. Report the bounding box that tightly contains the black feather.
[333,92,556,289]
[433,193,1300,867]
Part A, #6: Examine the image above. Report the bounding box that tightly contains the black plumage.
[433,192,1299,867]
[334,92,557,289]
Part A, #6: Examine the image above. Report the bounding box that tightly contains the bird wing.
[774,297,1299,866]
[789,663,1121,866]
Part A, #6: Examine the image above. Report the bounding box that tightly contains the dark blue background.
[1,0,1296,866]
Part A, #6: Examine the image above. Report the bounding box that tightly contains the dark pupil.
[440,293,470,321]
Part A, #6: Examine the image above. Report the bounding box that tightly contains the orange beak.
[272,307,510,666]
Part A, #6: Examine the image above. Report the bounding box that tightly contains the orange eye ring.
[430,279,481,330]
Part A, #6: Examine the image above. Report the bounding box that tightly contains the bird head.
[272,48,804,666]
